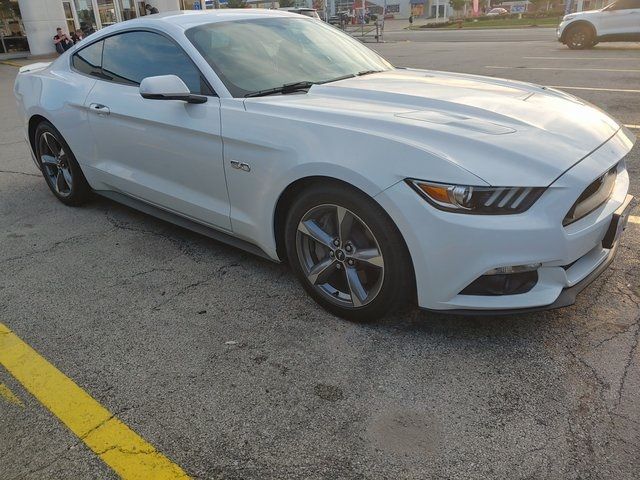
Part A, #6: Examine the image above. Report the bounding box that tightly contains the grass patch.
[414,17,560,30]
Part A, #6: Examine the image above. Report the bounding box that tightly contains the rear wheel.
[565,25,594,49]
[35,121,91,206]
[285,183,414,322]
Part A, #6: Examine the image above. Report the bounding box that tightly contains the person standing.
[53,27,73,54]
[144,3,159,14]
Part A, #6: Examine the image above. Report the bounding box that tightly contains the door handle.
[89,103,110,115]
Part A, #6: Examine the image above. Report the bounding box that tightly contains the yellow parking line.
[629,216,640,225]
[0,60,22,67]
[0,322,190,480]
[0,382,24,407]
[624,124,640,130]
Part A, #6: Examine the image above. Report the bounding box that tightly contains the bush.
[419,21,455,28]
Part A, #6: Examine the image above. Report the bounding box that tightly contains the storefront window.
[97,0,117,27]
[74,0,97,34]
[63,1,77,35]
[118,0,137,21]
[0,0,29,54]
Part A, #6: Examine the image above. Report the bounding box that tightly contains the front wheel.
[285,183,414,322]
[565,25,594,50]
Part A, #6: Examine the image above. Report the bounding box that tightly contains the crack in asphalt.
[0,231,105,264]
[615,315,640,408]
[152,274,218,311]
[0,169,39,177]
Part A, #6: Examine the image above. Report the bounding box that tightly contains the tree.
[226,0,246,7]
[527,0,549,13]
[279,0,296,6]
[449,0,467,16]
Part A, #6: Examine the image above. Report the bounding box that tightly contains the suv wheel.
[566,25,594,50]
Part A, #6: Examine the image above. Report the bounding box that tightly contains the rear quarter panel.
[14,60,97,176]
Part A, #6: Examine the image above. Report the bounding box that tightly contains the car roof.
[81,9,300,37]
[128,8,297,29]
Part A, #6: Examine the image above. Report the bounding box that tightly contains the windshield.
[186,17,393,98]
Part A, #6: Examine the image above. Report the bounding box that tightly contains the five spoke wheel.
[39,131,73,197]
[296,204,384,308]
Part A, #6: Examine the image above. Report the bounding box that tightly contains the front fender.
[220,100,483,260]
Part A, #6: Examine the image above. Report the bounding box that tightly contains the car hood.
[244,69,625,186]
[564,9,601,19]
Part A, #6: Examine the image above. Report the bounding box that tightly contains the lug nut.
[336,263,342,270]
[329,251,334,257]
[348,259,355,266]
[345,245,352,253]
[333,239,340,246]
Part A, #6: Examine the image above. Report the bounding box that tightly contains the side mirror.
[139,75,207,104]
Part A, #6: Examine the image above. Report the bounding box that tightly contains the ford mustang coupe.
[14,10,635,321]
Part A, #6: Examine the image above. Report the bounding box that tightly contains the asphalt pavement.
[1,28,639,480]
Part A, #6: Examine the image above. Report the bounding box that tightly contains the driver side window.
[99,31,214,95]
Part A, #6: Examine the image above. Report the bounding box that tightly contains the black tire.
[565,24,594,50]
[285,182,415,322]
[34,121,91,206]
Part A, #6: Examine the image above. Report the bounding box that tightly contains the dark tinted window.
[101,31,208,94]
[72,40,103,77]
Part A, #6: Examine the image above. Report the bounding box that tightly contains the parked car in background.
[486,7,509,16]
[557,0,640,49]
[328,11,352,25]
[278,8,321,20]
[14,10,635,321]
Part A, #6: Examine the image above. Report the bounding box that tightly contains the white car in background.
[13,10,635,321]
[558,0,640,49]
[278,7,321,20]
[486,7,509,16]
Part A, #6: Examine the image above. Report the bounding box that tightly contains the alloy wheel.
[295,204,385,308]
[39,131,73,197]
[569,30,587,48]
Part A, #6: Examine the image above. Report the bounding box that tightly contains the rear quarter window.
[72,40,104,77]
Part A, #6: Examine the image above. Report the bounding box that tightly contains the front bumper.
[376,127,635,312]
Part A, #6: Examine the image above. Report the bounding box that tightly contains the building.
[0,0,192,58]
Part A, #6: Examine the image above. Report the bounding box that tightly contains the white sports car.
[14,10,635,321]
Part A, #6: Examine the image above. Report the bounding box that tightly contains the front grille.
[563,164,618,226]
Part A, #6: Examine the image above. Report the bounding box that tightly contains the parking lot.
[1,28,639,479]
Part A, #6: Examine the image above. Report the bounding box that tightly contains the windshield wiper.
[244,71,385,98]
[356,70,384,77]
[317,70,383,85]
[245,81,317,98]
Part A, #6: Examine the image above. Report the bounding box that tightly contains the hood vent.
[396,110,516,135]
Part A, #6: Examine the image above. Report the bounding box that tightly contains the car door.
[599,0,640,37]
[82,30,231,231]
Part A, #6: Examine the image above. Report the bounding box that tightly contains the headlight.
[407,180,545,214]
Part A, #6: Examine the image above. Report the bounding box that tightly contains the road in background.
[1,30,639,480]
[383,25,556,41]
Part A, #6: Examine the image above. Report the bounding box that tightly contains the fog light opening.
[460,266,540,296]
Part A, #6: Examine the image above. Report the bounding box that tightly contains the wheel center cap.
[335,249,346,261]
